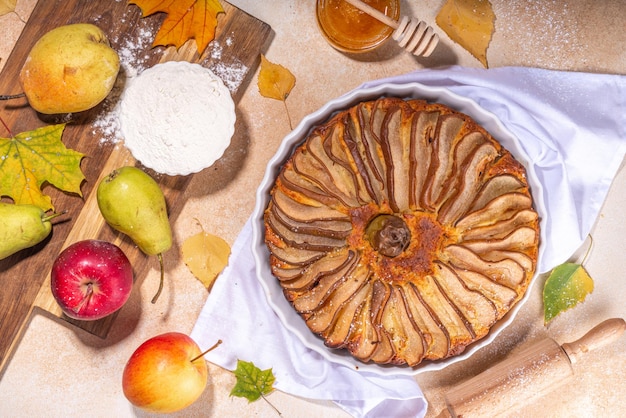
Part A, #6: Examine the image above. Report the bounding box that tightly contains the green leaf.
[230,359,275,402]
[0,123,85,211]
[543,262,594,324]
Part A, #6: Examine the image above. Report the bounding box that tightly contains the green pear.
[19,23,120,114]
[97,166,172,302]
[0,202,58,260]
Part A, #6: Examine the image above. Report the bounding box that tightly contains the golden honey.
[316,0,400,53]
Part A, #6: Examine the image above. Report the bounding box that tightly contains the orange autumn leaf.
[436,0,495,67]
[257,54,296,102]
[258,54,296,129]
[130,0,225,54]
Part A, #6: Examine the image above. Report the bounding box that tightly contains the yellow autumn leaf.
[258,54,296,129]
[0,124,85,211]
[0,0,16,16]
[436,0,495,67]
[543,262,594,324]
[258,54,296,101]
[182,224,231,291]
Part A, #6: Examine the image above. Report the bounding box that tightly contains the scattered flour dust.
[91,24,155,144]
[119,61,236,176]
[494,1,586,68]
[204,36,249,92]
[90,22,247,156]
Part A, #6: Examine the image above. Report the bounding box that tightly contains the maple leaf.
[130,0,225,54]
[258,54,296,129]
[230,360,276,399]
[436,0,495,67]
[0,124,85,211]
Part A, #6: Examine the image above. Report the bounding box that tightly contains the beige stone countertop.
[1,1,625,417]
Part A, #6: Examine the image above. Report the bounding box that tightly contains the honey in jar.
[316,0,400,53]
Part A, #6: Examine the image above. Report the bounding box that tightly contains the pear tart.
[263,97,540,367]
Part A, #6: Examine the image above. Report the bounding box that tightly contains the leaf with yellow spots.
[231,360,276,402]
[258,54,296,129]
[0,123,85,212]
[130,0,225,55]
[543,262,594,324]
[182,221,231,291]
[436,0,495,67]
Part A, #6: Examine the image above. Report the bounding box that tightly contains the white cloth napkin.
[191,66,626,418]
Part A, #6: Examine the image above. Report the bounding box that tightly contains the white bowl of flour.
[119,61,236,176]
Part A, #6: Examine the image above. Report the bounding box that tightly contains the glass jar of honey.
[316,0,400,54]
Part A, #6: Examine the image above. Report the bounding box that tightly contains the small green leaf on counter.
[230,360,276,402]
[543,262,594,324]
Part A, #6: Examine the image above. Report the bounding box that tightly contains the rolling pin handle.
[561,318,626,364]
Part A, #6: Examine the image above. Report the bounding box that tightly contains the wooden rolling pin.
[438,318,626,417]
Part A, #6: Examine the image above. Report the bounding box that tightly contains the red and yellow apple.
[19,23,120,114]
[122,332,209,413]
[50,239,133,320]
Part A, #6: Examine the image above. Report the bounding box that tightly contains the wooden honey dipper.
[343,0,439,57]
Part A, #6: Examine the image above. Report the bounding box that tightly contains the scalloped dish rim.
[250,81,547,376]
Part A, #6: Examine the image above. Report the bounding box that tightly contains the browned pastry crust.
[264,97,540,367]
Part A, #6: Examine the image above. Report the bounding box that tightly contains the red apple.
[50,239,133,320]
[122,332,209,413]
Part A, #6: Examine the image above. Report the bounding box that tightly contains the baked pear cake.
[264,97,540,367]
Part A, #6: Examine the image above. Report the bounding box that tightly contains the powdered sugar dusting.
[494,1,587,69]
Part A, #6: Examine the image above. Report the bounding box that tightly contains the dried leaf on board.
[436,0,495,67]
[0,124,85,211]
[130,0,225,54]
[543,262,594,324]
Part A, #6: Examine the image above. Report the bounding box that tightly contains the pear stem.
[42,210,68,223]
[0,93,25,100]
[151,253,165,304]
[190,339,223,363]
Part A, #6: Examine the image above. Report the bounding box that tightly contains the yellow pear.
[19,23,120,114]
[0,202,60,260]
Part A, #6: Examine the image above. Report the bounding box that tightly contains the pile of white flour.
[119,61,236,176]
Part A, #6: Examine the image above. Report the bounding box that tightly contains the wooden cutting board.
[0,0,272,375]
